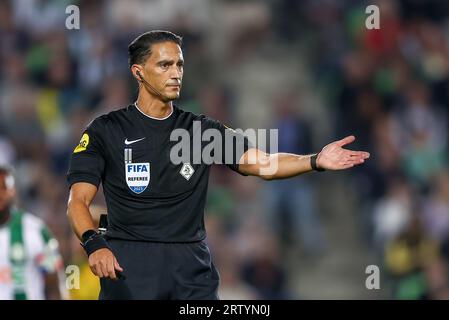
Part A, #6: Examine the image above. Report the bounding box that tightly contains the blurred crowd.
[1,0,449,299]
[303,0,449,299]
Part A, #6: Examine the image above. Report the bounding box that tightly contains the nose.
[171,66,182,80]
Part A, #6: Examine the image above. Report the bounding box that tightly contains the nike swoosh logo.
[124,137,146,145]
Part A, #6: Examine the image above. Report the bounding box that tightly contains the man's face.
[140,41,184,101]
[0,173,15,213]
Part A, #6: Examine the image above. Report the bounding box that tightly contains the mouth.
[166,85,181,93]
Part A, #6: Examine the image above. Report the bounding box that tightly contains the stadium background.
[1,0,449,299]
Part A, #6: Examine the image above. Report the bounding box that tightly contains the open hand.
[316,135,370,170]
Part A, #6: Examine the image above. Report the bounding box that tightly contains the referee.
[66,30,370,300]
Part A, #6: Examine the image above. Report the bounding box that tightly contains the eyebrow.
[156,59,184,66]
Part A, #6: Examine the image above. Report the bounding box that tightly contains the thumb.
[114,257,123,272]
[337,135,355,147]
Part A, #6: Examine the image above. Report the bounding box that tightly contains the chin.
[166,93,180,101]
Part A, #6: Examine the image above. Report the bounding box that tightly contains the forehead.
[147,41,183,63]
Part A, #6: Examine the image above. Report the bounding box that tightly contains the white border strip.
[134,102,173,121]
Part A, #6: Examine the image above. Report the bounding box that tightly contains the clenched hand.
[89,248,123,281]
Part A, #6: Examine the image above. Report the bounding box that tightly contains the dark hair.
[0,164,13,176]
[128,30,183,68]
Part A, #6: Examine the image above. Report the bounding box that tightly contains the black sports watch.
[310,153,325,172]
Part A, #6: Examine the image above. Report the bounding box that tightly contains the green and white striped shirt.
[0,209,62,300]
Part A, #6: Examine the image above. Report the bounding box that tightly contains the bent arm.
[67,182,98,241]
[67,182,123,279]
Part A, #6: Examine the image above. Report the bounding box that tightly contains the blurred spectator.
[0,165,65,300]
[422,171,449,242]
[372,176,413,250]
[264,93,326,254]
[384,214,439,299]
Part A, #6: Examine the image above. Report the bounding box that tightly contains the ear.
[131,65,143,81]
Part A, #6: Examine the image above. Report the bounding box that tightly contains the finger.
[349,151,370,158]
[337,157,361,167]
[108,258,117,280]
[99,261,108,278]
[339,154,362,164]
[345,153,368,163]
[89,264,99,277]
[346,158,366,165]
[94,264,104,278]
[114,257,124,272]
[345,156,365,163]
[89,259,102,277]
[336,135,355,147]
[348,156,367,163]
[338,163,355,170]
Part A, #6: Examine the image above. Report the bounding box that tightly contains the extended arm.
[238,135,370,179]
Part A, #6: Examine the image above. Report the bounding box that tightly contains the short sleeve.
[67,120,106,188]
[201,116,254,176]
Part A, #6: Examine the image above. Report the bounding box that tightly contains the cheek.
[0,190,14,202]
[159,74,171,86]
[147,69,165,82]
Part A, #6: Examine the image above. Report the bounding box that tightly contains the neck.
[0,208,11,226]
[136,90,173,119]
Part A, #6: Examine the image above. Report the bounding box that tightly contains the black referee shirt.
[67,103,252,242]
